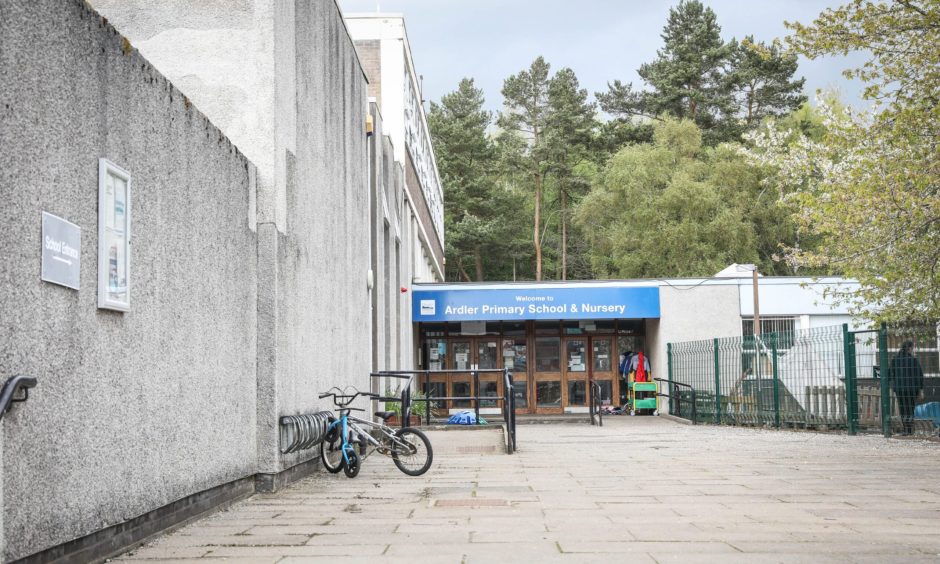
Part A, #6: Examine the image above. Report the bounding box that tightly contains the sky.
[337,0,868,114]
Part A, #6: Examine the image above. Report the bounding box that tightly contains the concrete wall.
[86,0,280,224]
[369,101,414,390]
[651,284,743,408]
[0,1,257,559]
[276,0,371,432]
[87,0,373,477]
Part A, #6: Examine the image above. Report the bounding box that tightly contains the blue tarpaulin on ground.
[447,411,487,425]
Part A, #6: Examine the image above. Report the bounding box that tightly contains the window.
[535,337,560,372]
[98,159,131,311]
[567,340,586,372]
[568,380,587,406]
[502,338,527,373]
[593,339,612,372]
[536,381,561,407]
[743,317,796,349]
[425,338,446,370]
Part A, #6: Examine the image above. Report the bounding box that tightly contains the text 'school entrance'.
[418,320,646,415]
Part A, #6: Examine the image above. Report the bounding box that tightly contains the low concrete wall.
[0,1,257,560]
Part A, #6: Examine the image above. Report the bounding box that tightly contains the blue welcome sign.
[412,285,660,322]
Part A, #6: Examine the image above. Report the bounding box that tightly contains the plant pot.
[387,415,423,426]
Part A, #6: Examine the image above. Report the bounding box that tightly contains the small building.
[411,275,864,414]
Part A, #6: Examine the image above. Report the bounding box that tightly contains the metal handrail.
[589,381,603,426]
[1,376,37,421]
[373,369,518,454]
[654,377,696,424]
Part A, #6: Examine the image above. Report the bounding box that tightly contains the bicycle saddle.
[374,411,395,421]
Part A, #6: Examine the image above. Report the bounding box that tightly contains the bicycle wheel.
[320,437,344,474]
[343,449,360,478]
[391,427,433,476]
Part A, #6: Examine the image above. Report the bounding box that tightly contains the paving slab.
[115,417,940,562]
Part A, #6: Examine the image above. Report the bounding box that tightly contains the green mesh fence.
[668,323,940,437]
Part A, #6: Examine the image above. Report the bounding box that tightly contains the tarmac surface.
[115,417,940,563]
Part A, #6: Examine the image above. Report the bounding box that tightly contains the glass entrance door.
[449,338,503,413]
[476,339,501,408]
[501,337,529,413]
[564,338,589,411]
[590,337,616,409]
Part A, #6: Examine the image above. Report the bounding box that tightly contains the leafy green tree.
[428,78,512,281]
[498,57,553,280]
[743,0,940,322]
[576,118,763,278]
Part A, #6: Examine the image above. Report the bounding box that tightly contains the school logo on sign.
[420,299,436,316]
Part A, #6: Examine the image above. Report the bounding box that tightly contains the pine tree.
[598,0,732,140]
[598,1,805,145]
[722,37,806,138]
[498,57,552,281]
[544,68,597,280]
[428,78,508,281]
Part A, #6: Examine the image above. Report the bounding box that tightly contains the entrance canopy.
[412,282,661,322]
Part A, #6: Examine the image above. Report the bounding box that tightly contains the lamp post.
[752,266,760,337]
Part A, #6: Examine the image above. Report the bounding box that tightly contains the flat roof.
[414,276,858,291]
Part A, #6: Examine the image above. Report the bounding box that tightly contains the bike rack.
[1,375,37,421]
[279,411,334,454]
[654,378,697,424]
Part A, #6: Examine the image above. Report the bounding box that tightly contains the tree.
[575,118,763,278]
[598,1,732,141]
[498,57,553,281]
[743,0,940,322]
[544,68,598,280]
[428,78,511,281]
[723,37,806,135]
[598,1,805,145]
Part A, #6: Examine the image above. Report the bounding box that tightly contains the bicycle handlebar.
[317,388,378,407]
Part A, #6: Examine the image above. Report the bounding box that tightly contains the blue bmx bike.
[318,388,433,478]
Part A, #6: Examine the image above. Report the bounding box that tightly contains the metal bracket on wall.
[1,375,37,420]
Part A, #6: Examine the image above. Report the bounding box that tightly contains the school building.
[411,270,864,415]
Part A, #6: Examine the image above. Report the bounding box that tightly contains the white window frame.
[97,158,132,312]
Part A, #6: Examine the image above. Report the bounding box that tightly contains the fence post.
[771,333,780,428]
[713,338,721,424]
[842,324,858,435]
[667,343,674,416]
[878,323,891,437]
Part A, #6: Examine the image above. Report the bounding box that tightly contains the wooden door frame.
[563,336,590,410]
[588,335,618,409]
[532,334,563,414]
[501,335,533,414]
[475,338,502,409]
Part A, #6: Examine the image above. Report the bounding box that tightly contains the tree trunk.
[473,247,484,281]
[533,125,543,282]
[561,188,568,281]
[458,261,472,282]
[534,171,542,281]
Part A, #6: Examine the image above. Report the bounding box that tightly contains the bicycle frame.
[325,412,416,463]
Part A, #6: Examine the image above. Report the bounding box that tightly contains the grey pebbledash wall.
[260,0,372,477]
[0,1,258,560]
[0,0,375,561]
[83,0,376,480]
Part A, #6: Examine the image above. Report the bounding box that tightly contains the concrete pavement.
[115,417,940,563]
